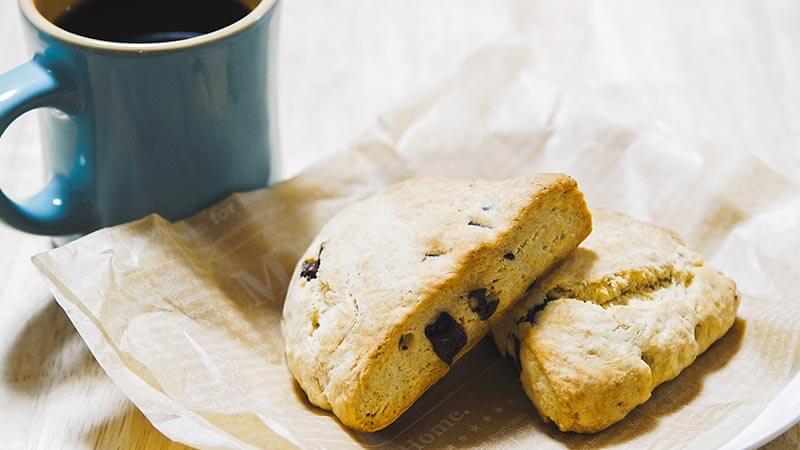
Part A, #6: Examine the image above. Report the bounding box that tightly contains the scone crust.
[282,175,592,431]
[493,210,739,433]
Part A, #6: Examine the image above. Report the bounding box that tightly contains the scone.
[492,210,739,433]
[282,175,592,432]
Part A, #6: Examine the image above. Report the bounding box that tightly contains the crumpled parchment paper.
[33,42,800,449]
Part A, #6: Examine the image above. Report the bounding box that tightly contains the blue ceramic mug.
[0,0,280,236]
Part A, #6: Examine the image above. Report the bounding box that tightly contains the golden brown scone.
[492,210,739,433]
[282,175,592,432]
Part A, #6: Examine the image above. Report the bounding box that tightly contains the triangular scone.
[282,175,592,431]
[492,210,739,433]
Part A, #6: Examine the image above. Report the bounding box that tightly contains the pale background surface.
[0,0,798,449]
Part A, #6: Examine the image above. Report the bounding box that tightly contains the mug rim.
[18,0,278,53]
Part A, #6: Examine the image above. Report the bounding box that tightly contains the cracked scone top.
[492,210,740,433]
[281,175,592,432]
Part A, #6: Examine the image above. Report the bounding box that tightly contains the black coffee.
[54,0,252,44]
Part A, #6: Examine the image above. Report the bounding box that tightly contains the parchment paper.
[32,42,800,449]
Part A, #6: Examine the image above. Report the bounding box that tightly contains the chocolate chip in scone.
[504,252,515,260]
[300,258,320,281]
[524,301,548,323]
[424,312,467,365]
[482,300,499,320]
[423,251,443,261]
[399,333,415,351]
[481,205,494,211]
[468,288,487,303]
[467,288,500,321]
[467,220,493,229]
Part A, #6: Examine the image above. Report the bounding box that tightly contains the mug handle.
[0,56,93,235]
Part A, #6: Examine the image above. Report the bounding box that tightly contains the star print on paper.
[470,425,480,432]
[494,407,504,413]
[482,415,492,422]
[457,435,467,442]
[506,398,515,405]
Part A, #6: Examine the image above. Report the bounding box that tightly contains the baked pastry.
[492,210,739,433]
[282,175,592,432]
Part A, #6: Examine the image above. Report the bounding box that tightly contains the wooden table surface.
[1,1,799,449]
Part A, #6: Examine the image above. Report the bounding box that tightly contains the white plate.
[721,372,800,449]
